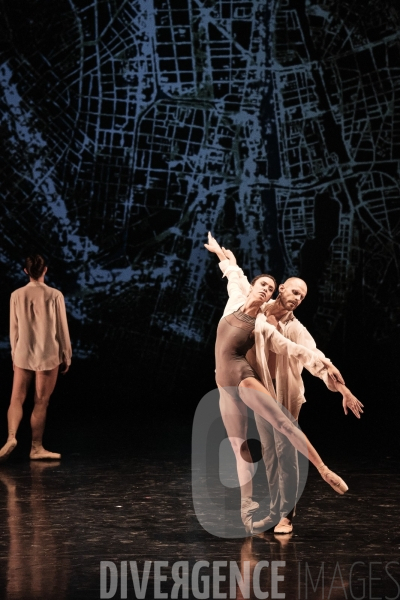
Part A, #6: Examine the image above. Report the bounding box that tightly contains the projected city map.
[1,0,399,367]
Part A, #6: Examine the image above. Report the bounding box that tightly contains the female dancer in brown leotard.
[207,235,348,534]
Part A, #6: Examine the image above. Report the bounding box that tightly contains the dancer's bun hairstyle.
[25,255,46,280]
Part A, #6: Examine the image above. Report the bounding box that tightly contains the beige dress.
[10,282,72,371]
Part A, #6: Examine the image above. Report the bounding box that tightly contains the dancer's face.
[248,277,276,304]
[278,278,307,310]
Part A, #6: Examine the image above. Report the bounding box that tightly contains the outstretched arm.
[219,247,251,290]
[292,324,343,388]
[284,321,363,416]
[204,231,226,262]
[205,233,250,302]
[261,315,363,418]
[256,313,330,373]
[209,236,251,296]
[334,382,364,419]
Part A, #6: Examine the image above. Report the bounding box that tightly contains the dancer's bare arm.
[205,233,248,304]
[204,232,226,261]
[334,382,364,418]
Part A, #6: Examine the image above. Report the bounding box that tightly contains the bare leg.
[219,386,254,497]
[238,378,348,494]
[0,367,33,461]
[218,386,259,533]
[30,366,60,460]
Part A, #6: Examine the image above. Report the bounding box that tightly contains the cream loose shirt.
[10,282,72,371]
[218,260,337,417]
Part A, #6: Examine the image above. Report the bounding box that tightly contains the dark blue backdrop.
[0,0,399,451]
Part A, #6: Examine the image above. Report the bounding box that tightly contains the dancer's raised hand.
[222,247,237,265]
[204,232,226,261]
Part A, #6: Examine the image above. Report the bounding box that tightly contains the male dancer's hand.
[336,384,364,418]
[61,361,70,375]
[319,358,345,385]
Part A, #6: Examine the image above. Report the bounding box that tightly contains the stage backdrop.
[1,0,399,411]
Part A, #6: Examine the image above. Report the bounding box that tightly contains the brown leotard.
[215,308,260,390]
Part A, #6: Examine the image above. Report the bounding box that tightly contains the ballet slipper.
[241,497,259,534]
[0,439,17,463]
[318,464,348,495]
[252,515,276,531]
[274,518,293,534]
[30,449,61,460]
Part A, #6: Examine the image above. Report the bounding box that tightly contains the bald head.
[278,277,307,311]
[283,276,307,291]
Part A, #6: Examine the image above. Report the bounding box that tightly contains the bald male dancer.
[205,233,363,534]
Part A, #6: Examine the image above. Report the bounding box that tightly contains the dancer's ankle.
[241,496,253,504]
[31,442,44,452]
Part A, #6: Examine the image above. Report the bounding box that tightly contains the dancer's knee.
[228,436,245,456]
[34,394,50,408]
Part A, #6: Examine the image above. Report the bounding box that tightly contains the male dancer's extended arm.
[215,245,364,419]
[286,321,363,417]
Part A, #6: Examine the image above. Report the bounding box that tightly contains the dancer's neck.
[264,297,289,322]
[241,298,262,318]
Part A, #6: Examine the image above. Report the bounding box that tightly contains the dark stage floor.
[0,452,399,600]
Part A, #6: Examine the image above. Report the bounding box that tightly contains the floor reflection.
[0,463,70,600]
[0,456,398,599]
[228,532,298,599]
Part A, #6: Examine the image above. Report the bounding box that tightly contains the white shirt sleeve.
[217,260,251,318]
[219,259,251,294]
[288,322,337,392]
[55,294,72,365]
[256,314,326,373]
[9,293,18,363]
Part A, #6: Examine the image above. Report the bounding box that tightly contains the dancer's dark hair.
[250,273,277,291]
[25,255,46,280]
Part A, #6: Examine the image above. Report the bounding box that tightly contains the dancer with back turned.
[0,255,72,462]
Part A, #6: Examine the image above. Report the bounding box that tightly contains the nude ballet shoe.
[241,497,259,534]
[274,518,293,534]
[30,449,61,460]
[253,515,276,531]
[318,464,348,495]
[0,439,17,463]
